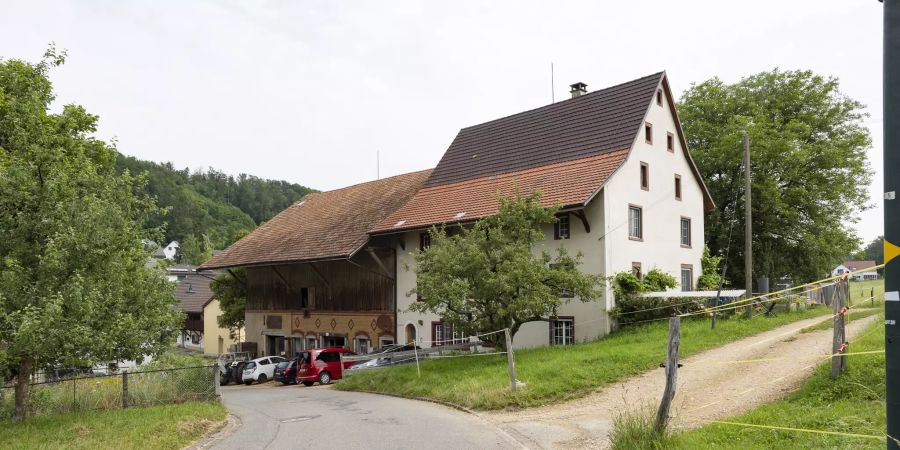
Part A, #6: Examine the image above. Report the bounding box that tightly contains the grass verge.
[671,314,886,449]
[337,306,834,410]
[0,401,227,450]
[800,307,882,333]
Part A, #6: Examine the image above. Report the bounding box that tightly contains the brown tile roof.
[842,260,877,271]
[425,72,664,187]
[370,151,628,234]
[198,169,432,270]
[175,274,215,314]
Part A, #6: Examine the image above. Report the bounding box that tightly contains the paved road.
[211,382,522,450]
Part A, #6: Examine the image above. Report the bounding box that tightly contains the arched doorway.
[405,323,416,344]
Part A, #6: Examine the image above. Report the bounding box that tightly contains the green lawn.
[799,307,882,333]
[337,306,835,410]
[0,401,227,450]
[672,314,886,449]
[848,278,885,307]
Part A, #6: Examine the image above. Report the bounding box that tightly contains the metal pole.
[743,133,753,318]
[884,1,900,447]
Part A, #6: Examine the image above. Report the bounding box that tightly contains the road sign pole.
[883,1,900,448]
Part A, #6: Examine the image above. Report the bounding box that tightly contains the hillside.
[115,154,315,252]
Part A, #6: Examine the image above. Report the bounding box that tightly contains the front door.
[267,336,285,356]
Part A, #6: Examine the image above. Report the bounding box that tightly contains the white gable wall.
[601,85,705,303]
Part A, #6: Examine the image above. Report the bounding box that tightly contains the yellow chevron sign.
[887,239,900,265]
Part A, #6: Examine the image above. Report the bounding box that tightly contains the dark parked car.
[274,359,298,385]
[296,348,356,385]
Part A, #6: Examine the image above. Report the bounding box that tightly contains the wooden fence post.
[122,370,129,409]
[872,287,875,307]
[655,316,680,432]
[504,328,517,393]
[831,284,847,379]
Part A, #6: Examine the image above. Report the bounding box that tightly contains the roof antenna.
[550,62,555,103]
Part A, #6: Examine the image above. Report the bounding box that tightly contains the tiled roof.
[370,151,628,234]
[198,170,432,270]
[842,260,877,271]
[425,72,664,187]
[175,274,215,314]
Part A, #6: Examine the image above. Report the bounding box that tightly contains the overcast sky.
[0,0,886,243]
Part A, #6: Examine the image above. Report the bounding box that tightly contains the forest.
[116,154,315,254]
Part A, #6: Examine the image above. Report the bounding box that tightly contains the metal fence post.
[122,370,129,409]
[504,328,517,393]
[214,364,221,398]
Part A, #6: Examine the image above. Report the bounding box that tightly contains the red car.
[296,348,356,385]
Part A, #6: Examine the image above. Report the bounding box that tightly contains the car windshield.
[244,362,257,370]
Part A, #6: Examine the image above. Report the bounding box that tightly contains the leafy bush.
[610,268,698,326]
[697,246,724,290]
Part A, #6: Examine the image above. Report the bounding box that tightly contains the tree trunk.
[14,358,33,422]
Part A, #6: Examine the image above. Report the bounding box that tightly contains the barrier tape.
[709,420,884,441]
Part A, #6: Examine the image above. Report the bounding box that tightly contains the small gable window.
[667,132,675,152]
[554,214,570,240]
[674,174,682,200]
[656,90,663,106]
[628,205,643,240]
[645,122,653,144]
[640,162,649,191]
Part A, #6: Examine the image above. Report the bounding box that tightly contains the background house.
[832,260,878,280]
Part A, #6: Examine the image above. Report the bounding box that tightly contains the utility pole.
[743,133,753,318]
[883,1,900,448]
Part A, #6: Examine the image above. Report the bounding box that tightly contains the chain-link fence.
[0,365,219,420]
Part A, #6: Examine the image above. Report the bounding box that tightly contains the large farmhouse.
[200,71,713,354]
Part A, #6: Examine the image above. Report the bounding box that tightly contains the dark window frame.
[674,174,682,200]
[657,89,663,106]
[554,213,571,240]
[628,205,643,241]
[419,232,431,251]
[681,264,694,292]
[640,162,649,191]
[667,132,675,152]
[549,316,575,346]
[680,217,692,248]
[431,321,465,347]
[645,122,653,144]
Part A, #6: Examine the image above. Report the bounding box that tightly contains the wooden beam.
[271,266,292,290]
[308,262,332,301]
[366,248,395,280]
[573,210,591,233]
[226,269,247,287]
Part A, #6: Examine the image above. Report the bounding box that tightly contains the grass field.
[0,401,227,450]
[337,305,836,410]
[671,313,886,449]
[848,278,885,307]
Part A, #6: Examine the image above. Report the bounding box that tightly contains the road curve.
[211,382,523,450]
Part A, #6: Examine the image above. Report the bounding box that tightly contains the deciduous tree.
[679,69,872,284]
[408,193,602,348]
[0,48,181,420]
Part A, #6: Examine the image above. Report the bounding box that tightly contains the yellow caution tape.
[710,350,884,365]
[710,420,884,440]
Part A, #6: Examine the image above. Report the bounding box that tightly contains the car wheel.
[244,379,253,386]
[302,381,314,387]
[318,371,331,385]
[257,374,267,384]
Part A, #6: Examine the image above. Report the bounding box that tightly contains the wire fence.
[0,365,219,420]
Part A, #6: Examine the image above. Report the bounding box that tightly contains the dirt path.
[485,313,881,449]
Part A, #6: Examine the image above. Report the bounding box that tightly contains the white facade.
[832,264,878,281]
[395,82,706,349]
